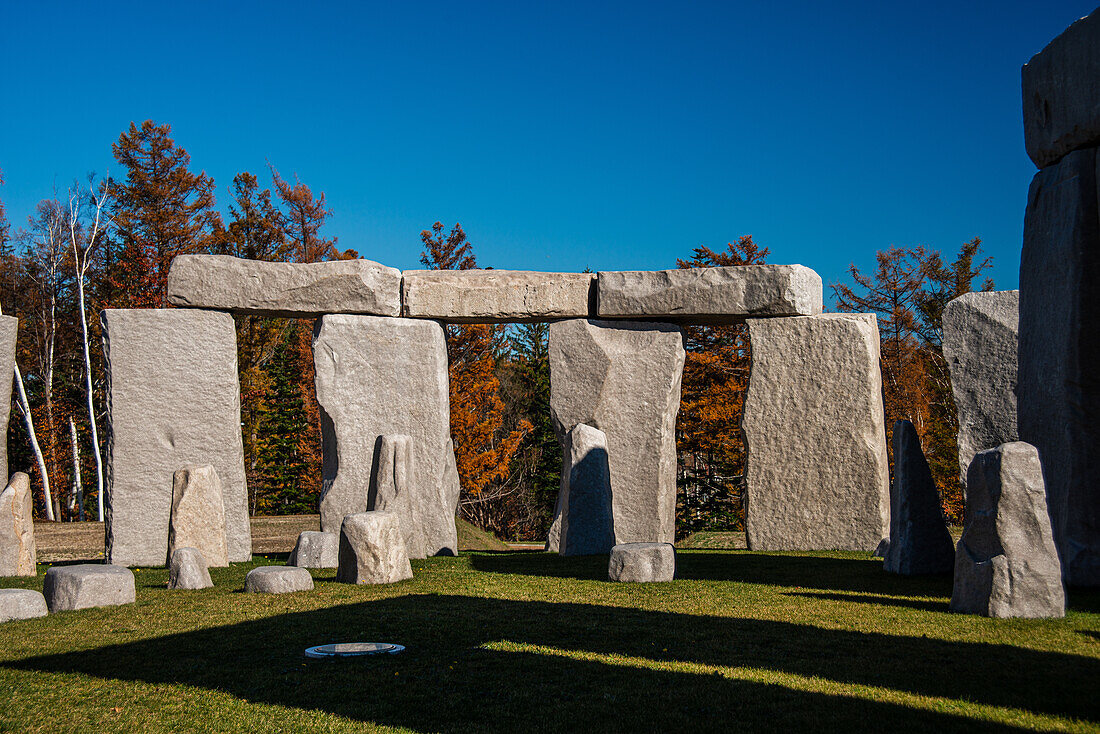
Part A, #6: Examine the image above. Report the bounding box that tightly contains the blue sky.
[1,1,1094,296]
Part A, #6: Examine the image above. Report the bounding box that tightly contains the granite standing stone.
[314,315,459,556]
[0,317,16,482]
[942,291,1019,485]
[1022,8,1100,169]
[743,314,890,551]
[0,473,36,576]
[369,434,426,559]
[558,424,615,556]
[43,564,136,612]
[0,588,48,622]
[547,320,684,548]
[1018,147,1100,586]
[244,565,314,594]
[402,270,595,322]
[336,511,414,585]
[288,531,339,569]
[168,547,213,590]
[103,309,250,566]
[167,254,401,317]
[884,421,955,575]
[950,442,1065,618]
[596,265,822,323]
[608,542,676,582]
[168,465,229,567]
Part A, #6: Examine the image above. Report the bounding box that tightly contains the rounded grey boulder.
[43,564,135,612]
[244,566,314,594]
[168,547,213,590]
[608,542,676,582]
[0,588,48,622]
[288,531,339,569]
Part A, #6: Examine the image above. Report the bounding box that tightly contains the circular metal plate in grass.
[304,642,405,658]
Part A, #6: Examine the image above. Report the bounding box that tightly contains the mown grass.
[0,550,1097,733]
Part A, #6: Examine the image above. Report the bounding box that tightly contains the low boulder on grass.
[43,564,135,612]
[245,566,314,594]
[609,542,675,582]
[0,588,48,622]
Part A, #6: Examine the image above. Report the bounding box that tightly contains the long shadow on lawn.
[7,594,1097,731]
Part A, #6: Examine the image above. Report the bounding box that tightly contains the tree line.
[0,119,992,536]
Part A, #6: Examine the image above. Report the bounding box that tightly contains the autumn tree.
[269,165,341,264]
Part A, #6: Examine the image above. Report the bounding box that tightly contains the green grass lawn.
[1,550,1097,733]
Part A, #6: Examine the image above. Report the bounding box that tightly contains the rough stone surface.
[168,547,213,590]
[884,421,955,575]
[103,309,250,566]
[743,314,890,551]
[288,531,339,569]
[43,564,136,612]
[369,434,426,559]
[336,511,413,585]
[557,424,615,556]
[168,465,228,567]
[0,473,36,576]
[951,442,1065,618]
[608,542,676,582]
[596,265,822,323]
[402,269,594,323]
[314,315,459,556]
[244,565,314,594]
[942,291,1019,485]
[547,320,684,548]
[168,254,401,317]
[1022,9,1100,169]
[1018,147,1100,586]
[0,588,48,622]
[0,317,16,482]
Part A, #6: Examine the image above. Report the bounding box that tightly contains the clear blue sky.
[1,1,1095,296]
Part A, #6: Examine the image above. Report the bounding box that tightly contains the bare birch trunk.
[13,361,53,520]
[70,418,83,522]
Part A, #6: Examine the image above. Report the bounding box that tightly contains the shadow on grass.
[782,590,949,613]
[6,594,1097,731]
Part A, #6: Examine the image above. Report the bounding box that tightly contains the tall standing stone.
[950,442,1065,618]
[0,473,36,576]
[369,434,426,559]
[0,317,17,482]
[103,309,250,566]
[558,424,615,556]
[883,421,954,575]
[743,314,890,551]
[548,319,684,547]
[168,465,229,567]
[942,291,1019,485]
[1018,146,1100,586]
[313,315,459,556]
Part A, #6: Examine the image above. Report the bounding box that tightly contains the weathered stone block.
[288,531,339,569]
[1018,147,1100,586]
[0,588,47,623]
[314,315,459,556]
[402,270,594,323]
[1022,9,1100,169]
[43,564,135,612]
[950,442,1065,618]
[336,511,413,585]
[558,424,615,556]
[596,265,822,323]
[0,473,36,576]
[168,255,401,317]
[608,542,675,582]
[547,320,684,548]
[168,547,213,590]
[168,465,228,567]
[942,291,1019,484]
[0,317,16,482]
[369,434,426,559]
[103,309,250,566]
[884,421,954,576]
[244,565,314,594]
[743,314,890,551]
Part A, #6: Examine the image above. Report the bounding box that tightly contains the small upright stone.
[0,473,37,576]
[288,531,339,569]
[950,442,1065,618]
[608,542,676,582]
[43,564,136,612]
[884,421,954,575]
[337,511,413,585]
[0,589,48,623]
[168,465,229,567]
[244,566,314,594]
[558,424,615,556]
[168,547,213,590]
[370,434,425,559]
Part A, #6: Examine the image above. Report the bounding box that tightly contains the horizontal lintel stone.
[402,269,595,323]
